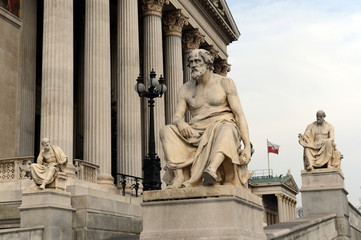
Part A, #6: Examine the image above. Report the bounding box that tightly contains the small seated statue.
[160,49,253,189]
[31,138,68,189]
[298,110,343,171]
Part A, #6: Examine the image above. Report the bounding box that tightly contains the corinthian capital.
[182,29,205,52]
[214,59,231,76]
[142,0,170,16]
[203,45,219,60]
[163,10,189,36]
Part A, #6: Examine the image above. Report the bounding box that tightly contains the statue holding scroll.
[298,110,343,171]
[31,138,68,189]
[160,49,252,189]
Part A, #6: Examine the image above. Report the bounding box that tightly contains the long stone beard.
[191,69,206,80]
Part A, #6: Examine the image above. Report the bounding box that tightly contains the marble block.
[140,185,267,240]
[300,168,351,239]
[19,189,75,240]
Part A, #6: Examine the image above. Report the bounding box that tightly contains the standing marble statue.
[298,110,342,171]
[160,49,252,188]
[31,138,68,189]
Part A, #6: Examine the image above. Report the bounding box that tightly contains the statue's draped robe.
[160,107,249,187]
[31,145,68,185]
[299,121,341,169]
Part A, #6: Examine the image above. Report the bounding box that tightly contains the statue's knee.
[160,125,172,139]
[217,124,234,135]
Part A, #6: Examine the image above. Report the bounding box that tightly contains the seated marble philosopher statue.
[31,138,68,189]
[160,49,253,189]
[298,110,343,171]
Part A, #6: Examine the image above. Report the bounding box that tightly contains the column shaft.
[117,0,142,177]
[276,194,283,222]
[142,1,168,160]
[17,0,37,156]
[41,0,75,176]
[84,0,113,185]
[163,10,188,124]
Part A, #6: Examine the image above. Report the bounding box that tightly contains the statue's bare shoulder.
[220,76,238,95]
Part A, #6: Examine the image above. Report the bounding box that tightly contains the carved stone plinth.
[140,185,267,240]
[46,172,68,191]
[19,190,75,240]
[300,169,351,239]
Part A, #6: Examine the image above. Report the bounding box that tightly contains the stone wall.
[349,203,361,240]
[0,7,21,158]
[264,214,338,240]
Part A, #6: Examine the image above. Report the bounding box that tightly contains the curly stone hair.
[187,49,214,70]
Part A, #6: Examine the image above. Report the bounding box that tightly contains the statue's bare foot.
[181,181,191,188]
[306,166,314,171]
[39,183,46,190]
[166,177,183,189]
[202,168,217,185]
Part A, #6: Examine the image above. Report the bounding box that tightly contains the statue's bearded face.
[189,54,207,80]
[42,139,50,150]
[316,113,325,124]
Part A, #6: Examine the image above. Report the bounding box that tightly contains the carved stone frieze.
[142,0,170,16]
[214,59,231,76]
[163,9,189,36]
[182,28,205,52]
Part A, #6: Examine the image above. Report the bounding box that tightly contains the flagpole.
[267,139,270,177]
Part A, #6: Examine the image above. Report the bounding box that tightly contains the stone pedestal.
[140,185,267,240]
[19,190,75,240]
[300,168,351,239]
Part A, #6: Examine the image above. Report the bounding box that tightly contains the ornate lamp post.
[134,69,167,191]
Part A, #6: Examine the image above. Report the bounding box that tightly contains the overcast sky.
[226,0,361,207]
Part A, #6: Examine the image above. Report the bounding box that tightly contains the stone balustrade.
[74,159,99,183]
[0,156,34,182]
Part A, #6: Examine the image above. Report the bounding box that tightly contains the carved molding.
[214,59,231,76]
[182,28,205,52]
[211,0,225,15]
[142,0,170,16]
[163,9,189,36]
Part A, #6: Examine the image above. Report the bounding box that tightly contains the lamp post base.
[142,154,161,191]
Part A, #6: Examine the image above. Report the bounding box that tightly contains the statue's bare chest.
[43,150,56,162]
[314,125,329,137]
[186,82,226,110]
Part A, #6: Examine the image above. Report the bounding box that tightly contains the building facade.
[0,0,240,183]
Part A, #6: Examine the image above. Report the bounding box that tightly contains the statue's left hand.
[240,146,251,164]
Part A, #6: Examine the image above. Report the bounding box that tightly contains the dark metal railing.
[116,173,143,197]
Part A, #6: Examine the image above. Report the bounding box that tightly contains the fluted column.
[293,201,297,218]
[41,0,76,176]
[182,28,205,121]
[163,10,188,124]
[117,0,142,177]
[142,0,169,157]
[285,198,290,221]
[84,0,113,185]
[214,59,231,77]
[17,0,37,156]
[276,194,284,222]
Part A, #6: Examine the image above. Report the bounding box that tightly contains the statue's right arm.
[36,152,43,165]
[172,86,193,138]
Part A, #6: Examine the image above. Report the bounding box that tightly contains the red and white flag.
[267,140,279,154]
